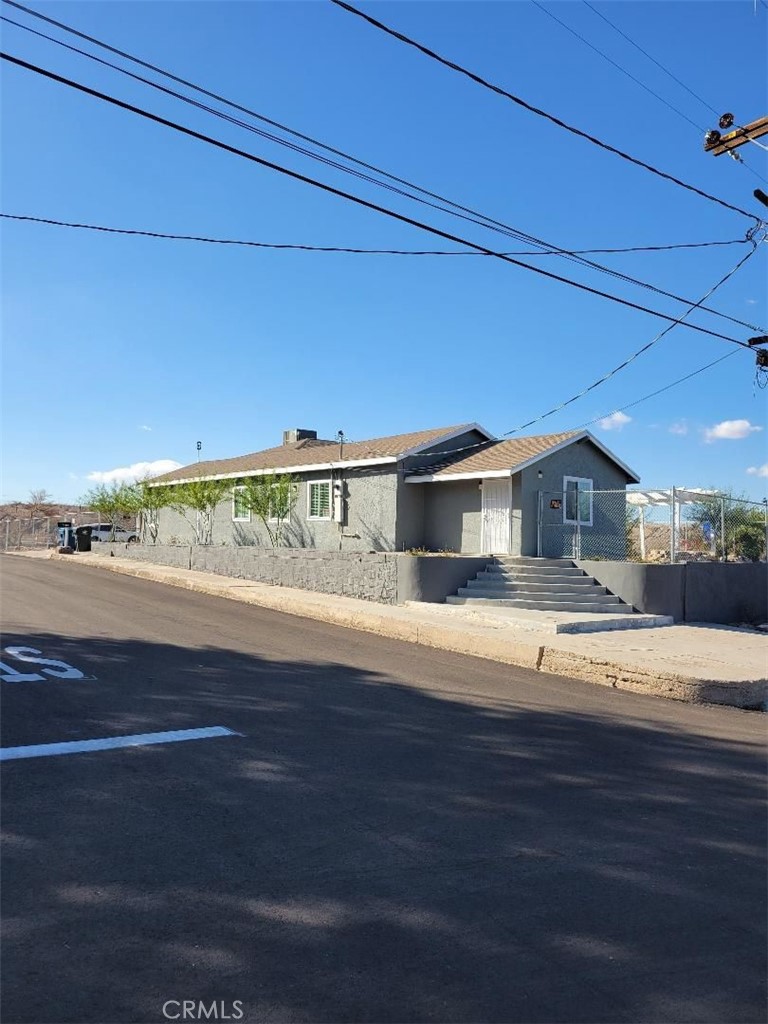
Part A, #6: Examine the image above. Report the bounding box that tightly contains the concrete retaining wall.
[89,545,484,605]
[579,559,767,624]
[396,555,492,604]
[685,562,768,625]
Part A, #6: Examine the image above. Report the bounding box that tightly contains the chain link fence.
[537,488,768,563]
[2,517,60,551]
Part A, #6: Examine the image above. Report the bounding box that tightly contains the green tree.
[79,483,139,539]
[168,479,231,545]
[687,490,766,561]
[136,478,173,544]
[237,474,298,547]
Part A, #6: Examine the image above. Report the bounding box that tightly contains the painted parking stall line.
[0,726,241,762]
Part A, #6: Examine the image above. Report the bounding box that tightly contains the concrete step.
[494,557,576,568]
[447,596,632,613]
[465,580,610,596]
[478,570,595,586]
[457,588,622,604]
[486,564,586,577]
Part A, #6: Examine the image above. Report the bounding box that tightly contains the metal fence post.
[669,487,677,563]
[720,496,727,562]
[536,490,543,557]
[638,505,646,561]
[4,519,8,551]
[764,499,768,562]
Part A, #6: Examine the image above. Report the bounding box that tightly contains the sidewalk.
[12,550,767,709]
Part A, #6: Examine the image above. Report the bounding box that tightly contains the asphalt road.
[1,556,766,1024]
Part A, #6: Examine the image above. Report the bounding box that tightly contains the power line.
[3,4,669,277]
[503,233,765,434]
[581,1,718,117]
[4,13,758,328]
[572,349,741,431]
[531,1,704,131]
[1,51,755,348]
[580,2,768,185]
[0,213,755,258]
[329,0,760,223]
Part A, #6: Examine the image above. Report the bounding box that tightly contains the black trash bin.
[75,525,92,552]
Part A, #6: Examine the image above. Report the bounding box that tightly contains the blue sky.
[2,0,767,503]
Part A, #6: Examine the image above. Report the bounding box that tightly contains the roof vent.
[283,428,317,446]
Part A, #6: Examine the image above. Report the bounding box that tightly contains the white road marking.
[0,660,46,683]
[0,726,240,762]
[1,647,88,682]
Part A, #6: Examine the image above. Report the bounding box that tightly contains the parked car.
[84,523,139,543]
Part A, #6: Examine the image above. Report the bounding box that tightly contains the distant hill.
[0,501,132,527]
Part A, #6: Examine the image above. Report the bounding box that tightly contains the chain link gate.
[536,489,629,560]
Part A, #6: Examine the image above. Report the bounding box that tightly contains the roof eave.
[405,430,641,484]
[150,454,398,487]
[405,469,512,483]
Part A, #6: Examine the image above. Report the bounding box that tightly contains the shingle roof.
[411,431,582,477]
[152,424,477,484]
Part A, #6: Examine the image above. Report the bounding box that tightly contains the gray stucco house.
[151,422,639,556]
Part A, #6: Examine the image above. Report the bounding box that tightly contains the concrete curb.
[21,551,768,710]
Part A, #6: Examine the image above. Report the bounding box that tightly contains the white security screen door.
[481,480,511,553]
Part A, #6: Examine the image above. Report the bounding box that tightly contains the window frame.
[307,479,332,521]
[563,476,593,527]
[232,484,251,523]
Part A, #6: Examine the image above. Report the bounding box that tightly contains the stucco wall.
[685,562,768,624]
[395,474,425,551]
[578,559,768,624]
[153,466,399,552]
[422,481,482,553]
[577,560,685,620]
[521,439,633,557]
[400,428,488,474]
[511,474,523,556]
[396,555,492,603]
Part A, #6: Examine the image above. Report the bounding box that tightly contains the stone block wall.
[192,548,399,603]
[89,544,399,603]
[87,545,487,606]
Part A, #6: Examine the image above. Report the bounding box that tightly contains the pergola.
[626,488,722,561]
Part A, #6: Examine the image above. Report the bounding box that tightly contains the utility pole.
[703,112,768,208]
[703,113,768,378]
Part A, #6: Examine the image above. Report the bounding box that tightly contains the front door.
[481,480,510,553]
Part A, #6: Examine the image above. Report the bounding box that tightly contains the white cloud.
[747,464,768,478]
[703,419,763,443]
[746,299,758,305]
[669,421,688,436]
[598,411,631,431]
[139,425,152,432]
[87,459,182,484]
